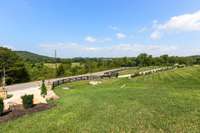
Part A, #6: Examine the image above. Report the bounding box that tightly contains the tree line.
[1,47,200,85]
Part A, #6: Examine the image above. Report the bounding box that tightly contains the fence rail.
[51,69,123,89]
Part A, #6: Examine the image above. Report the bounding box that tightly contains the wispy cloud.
[139,27,148,33]
[85,36,97,43]
[116,33,126,39]
[100,37,112,43]
[150,31,161,40]
[109,25,120,31]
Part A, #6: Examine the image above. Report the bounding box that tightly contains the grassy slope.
[1,66,200,132]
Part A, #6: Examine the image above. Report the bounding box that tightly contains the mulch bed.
[0,103,54,123]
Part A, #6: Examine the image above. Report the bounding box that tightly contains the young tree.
[40,80,47,97]
[0,98,4,115]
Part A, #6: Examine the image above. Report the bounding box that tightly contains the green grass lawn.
[1,66,200,132]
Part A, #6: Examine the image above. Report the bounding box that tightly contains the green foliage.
[41,80,47,97]
[15,51,56,63]
[0,98,4,115]
[56,64,65,76]
[0,47,30,85]
[21,94,34,109]
[25,63,55,81]
[2,47,200,85]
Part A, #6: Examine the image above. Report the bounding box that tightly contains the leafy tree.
[136,53,150,66]
[56,64,65,76]
[0,47,30,85]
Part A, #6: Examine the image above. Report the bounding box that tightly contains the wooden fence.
[51,69,122,89]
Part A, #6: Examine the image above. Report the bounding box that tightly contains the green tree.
[56,64,65,76]
[0,98,4,116]
[40,80,47,97]
[0,47,30,85]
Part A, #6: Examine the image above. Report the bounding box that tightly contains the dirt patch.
[0,103,54,123]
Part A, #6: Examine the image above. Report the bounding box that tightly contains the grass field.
[44,63,61,68]
[44,62,81,69]
[1,66,200,132]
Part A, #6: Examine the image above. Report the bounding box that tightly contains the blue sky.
[1,0,200,57]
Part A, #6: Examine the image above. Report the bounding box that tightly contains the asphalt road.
[6,68,123,92]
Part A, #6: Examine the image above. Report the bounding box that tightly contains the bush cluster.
[21,95,34,109]
[0,98,4,115]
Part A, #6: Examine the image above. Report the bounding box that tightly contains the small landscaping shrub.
[0,98,4,115]
[21,94,34,109]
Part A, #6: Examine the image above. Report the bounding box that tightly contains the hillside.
[14,51,56,63]
[1,66,200,132]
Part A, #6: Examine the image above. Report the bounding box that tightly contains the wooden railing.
[51,69,123,89]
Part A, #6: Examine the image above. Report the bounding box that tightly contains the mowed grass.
[1,66,200,132]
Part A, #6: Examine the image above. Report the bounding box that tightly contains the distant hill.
[14,51,56,63]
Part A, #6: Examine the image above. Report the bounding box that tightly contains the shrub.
[41,80,47,97]
[21,94,34,109]
[0,98,4,115]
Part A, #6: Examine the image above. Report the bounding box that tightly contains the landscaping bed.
[0,103,53,123]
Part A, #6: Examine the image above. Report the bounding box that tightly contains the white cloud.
[116,33,126,39]
[158,10,200,31]
[139,27,147,32]
[152,20,159,29]
[85,36,97,43]
[153,20,158,24]
[84,47,98,51]
[151,10,200,39]
[150,31,161,40]
[84,36,112,43]
[100,37,112,43]
[109,25,119,31]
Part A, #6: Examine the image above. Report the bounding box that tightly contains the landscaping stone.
[89,81,102,86]
[63,87,70,90]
